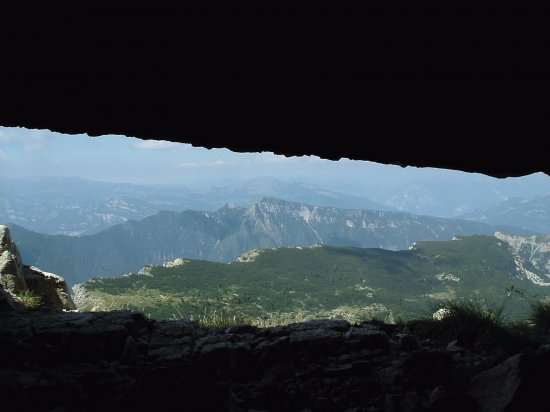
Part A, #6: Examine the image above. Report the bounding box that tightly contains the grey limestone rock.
[22,265,76,310]
[0,225,76,311]
[0,225,27,294]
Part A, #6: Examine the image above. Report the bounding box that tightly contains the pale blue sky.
[1,126,549,201]
[0,126,408,188]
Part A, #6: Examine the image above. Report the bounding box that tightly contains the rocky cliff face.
[0,225,75,311]
[495,232,550,285]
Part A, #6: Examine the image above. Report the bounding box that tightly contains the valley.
[7,197,529,286]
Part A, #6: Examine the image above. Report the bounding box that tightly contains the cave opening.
[2,126,549,326]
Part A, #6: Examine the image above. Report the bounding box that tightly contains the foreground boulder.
[0,225,75,310]
[22,265,76,310]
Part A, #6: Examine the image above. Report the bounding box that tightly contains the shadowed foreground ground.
[3,308,550,411]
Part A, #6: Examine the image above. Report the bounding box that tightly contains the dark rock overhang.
[1,7,548,178]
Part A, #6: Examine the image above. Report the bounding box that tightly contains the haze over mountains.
[1,173,549,236]
[376,172,550,218]
[0,176,392,236]
[7,197,536,286]
[460,194,550,233]
[322,168,550,216]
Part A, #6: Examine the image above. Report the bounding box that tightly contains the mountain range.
[8,197,535,286]
[377,173,550,217]
[325,170,550,217]
[73,234,550,323]
[2,175,549,237]
[0,176,392,236]
[460,194,550,233]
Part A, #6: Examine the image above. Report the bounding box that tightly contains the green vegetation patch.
[15,289,43,308]
[77,237,550,325]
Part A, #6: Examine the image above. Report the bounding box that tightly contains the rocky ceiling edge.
[0,70,548,178]
[1,6,549,178]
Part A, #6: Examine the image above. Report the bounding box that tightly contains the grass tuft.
[15,289,43,308]
[190,309,245,328]
[411,298,509,349]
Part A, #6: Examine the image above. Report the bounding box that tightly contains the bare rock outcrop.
[0,224,27,293]
[22,265,76,310]
[0,225,75,310]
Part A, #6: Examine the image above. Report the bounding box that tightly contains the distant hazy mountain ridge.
[8,197,530,286]
[375,172,550,217]
[0,176,392,235]
[461,195,550,233]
